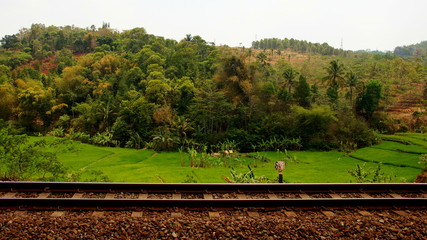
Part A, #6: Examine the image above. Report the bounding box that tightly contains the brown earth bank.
[415,170,427,183]
[0,210,426,239]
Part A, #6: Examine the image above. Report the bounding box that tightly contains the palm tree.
[345,71,360,107]
[282,68,298,93]
[152,129,175,151]
[172,116,194,145]
[323,60,345,88]
[256,52,268,67]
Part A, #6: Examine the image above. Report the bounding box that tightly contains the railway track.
[1,182,426,211]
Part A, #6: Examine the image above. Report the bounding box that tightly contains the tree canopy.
[0,23,426,153]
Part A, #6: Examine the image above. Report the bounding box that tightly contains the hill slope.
[394,40,427,57]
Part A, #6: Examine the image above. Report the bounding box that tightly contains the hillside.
[0,23,426,156]
[386,82,426,118]
[394,40,427,58]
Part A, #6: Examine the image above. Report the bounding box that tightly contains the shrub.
[419,154,427,169]
[347,163,395,183]
[0,126,73,181]
[327,114,381,151]
[91,131,117,147]
[226,166,272,183]
[67,130,91,143]
[48,127,65,137]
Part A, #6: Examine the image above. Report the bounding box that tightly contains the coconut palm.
[345,71,361,107]
[282,68,298,93]
[323,60,345,88]
[172,116,194,144]
[256,52,268,67]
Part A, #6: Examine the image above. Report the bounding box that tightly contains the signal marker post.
[275,161,285,183]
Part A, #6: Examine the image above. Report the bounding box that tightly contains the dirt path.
[79,151,116,171]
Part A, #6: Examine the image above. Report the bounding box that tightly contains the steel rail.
[0,198,426,210]
[1,182,427,193]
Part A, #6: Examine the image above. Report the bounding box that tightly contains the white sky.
[1,0,426,51]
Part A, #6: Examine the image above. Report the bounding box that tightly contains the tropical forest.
[1,23,427,183]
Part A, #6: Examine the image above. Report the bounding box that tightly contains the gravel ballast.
[0,210,426,239]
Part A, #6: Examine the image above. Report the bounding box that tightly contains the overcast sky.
[1,0,426,51]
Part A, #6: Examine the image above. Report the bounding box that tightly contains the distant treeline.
[251,38,348,56]
[394,41,427,58]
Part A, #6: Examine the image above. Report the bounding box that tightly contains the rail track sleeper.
[360,193,371,198]
[329,193,342,199]
[131,211,142,218]
[105,193,115,199]
[237,193,246,199]
[392,210,409,217]
[92,211,104,217]
[267,193,278,199]
[2,192,17,198]
[138,193,148,199]
[51,211,65,217]
[284,211,298,218]
[203,193,213,199]
[358,210,372,216]
[14,210,26,216]
[321,210,335,217]
[390,193,403,198]
[37,192,50,198]
[247,211,260,218]
[208,212,220,218]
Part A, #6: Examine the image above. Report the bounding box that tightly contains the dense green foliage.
[0,24,426,154]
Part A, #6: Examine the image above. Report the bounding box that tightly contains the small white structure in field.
[275,161,285,183]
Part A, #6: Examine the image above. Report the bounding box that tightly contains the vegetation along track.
[0,182,426,211]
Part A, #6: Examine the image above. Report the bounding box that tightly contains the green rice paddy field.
[50,132,427,183]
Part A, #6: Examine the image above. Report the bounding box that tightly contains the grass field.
[46,133,427,183]
[382,133,427,148]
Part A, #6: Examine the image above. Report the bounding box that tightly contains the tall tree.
[282,68,298,93]
[323,60,345,88]
[0,35,19,49]
[345,71,361,108]
[256,52,268,67]
[293,75,311,108]
[356,80,382,119]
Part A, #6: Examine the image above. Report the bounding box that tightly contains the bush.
[347,163,395,183]
[291,104,337,149]
[327,114,381,151]
[67,130,91,143]
[91,131,118,147]
[48,127,65,137]
[0,126,74,181]
[252,137,302,151]
[369,112,399,133]
[419,154,427,169]
[226,166,272,183]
